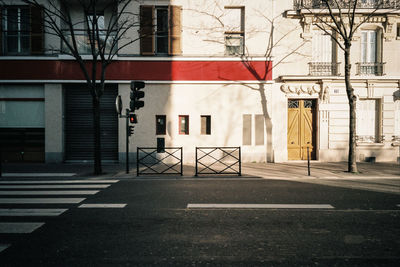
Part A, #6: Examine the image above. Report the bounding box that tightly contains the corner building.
[0,0,399,164]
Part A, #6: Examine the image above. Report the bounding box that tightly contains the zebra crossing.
[0,179,119,254]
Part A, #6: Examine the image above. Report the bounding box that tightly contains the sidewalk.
[0,161,399,179]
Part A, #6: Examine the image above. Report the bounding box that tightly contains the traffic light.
[130,81,145,111]
[129,113,138,124]
[128,125,135,136]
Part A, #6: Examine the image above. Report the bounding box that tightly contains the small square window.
[179,115,189,135]
[201,115,211,135]
[156,115,166,135]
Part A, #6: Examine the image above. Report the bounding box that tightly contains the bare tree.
[186,1,307,162]
[296,0,399,172]
[20,0,140,174]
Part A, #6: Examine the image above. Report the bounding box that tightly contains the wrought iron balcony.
[309,62,341,76]
[61,30,116,55]
[356,62,386,76]
[294,0,400,9]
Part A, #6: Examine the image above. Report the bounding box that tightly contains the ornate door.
[287,99,317,160]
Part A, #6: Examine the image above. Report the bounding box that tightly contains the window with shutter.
[356,99,381,143]
[310,30,338,75]
[140,5,181,56]
[140,5,154,55]
[169,6,181,55]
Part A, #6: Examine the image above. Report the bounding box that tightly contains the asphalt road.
[0,177,399,266]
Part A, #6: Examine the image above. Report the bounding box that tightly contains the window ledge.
[356,142,385,147]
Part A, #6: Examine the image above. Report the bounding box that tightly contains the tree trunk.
[93,93,102,175]
[344,44,358,173]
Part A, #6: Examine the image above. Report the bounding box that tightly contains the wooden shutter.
[169,5,182,55]
[140,5,154,55]
[30,5,44,55]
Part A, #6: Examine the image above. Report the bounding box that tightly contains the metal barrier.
[137,147,183,176]
[195,147,241,176]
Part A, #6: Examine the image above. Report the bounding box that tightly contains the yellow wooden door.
[288,100,316,160]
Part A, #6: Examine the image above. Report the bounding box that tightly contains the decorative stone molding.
[280,83,329,101]
[366,81,375,98]
[384,16,396,41]
[301,16,313,40]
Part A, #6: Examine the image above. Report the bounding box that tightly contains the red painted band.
[0,60,272,81]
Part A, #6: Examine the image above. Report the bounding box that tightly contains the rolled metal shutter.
[65,84,118,161]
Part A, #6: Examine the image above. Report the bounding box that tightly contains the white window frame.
[361,30,377,63]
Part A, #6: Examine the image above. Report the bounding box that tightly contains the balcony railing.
[309,62,341,76]
[294,0,400,9]
[356,135,384,143]
[61,31,116,55]
[356,62,386,76]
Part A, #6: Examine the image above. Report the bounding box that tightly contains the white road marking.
[0,209,67,216]
[0,244,10,253]
[2,173,75,177]
[0,185,110,189]
[0,190,99,195]
[0,180,119,184]
[0,222,44,233]
[187,204,335,209]
[78,203,127,208]
[0,198,85,204]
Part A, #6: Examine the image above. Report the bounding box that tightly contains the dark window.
[201,115,211,135]
[140,5,182,55]
[179,115,189,135]
[397,23,400,38]
[156,7,168,54]
[156,115,166,135]
[1,6,43,55]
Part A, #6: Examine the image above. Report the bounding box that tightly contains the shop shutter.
[65,84,118,161]
[140,5,154,55]
[30,5,44,55]
[169,6,182,55]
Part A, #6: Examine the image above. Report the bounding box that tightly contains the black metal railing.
[294,0,400,9]
[309,62,341,76]
[137,147,183,176]
[195,147,241,176]
[356,62,386,76]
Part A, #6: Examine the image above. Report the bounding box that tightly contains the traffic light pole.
[125,108,130,174]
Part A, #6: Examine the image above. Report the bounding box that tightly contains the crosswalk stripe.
[0,185,110,189]
[0,209,67,216]
[0,222,44,234]
[0,244,10,253]
[78,204,127,208]
[187,204,335,209]
[0,190,99,195]
[2,173,75,177]
[0,198,85,204]
[0,180,119,184]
